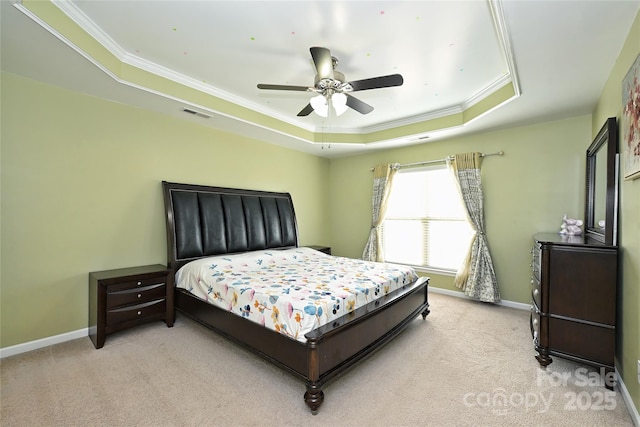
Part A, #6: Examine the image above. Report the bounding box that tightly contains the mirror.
[585,117,619,245]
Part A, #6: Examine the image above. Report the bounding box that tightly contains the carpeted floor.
[0,292,635,426]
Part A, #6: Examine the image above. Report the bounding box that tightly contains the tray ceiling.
[3,0,639,157]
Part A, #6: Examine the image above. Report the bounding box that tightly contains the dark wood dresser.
[530,233,618,384]
[89,264,174,349]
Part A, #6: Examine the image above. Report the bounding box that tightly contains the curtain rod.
[370,151,504,171]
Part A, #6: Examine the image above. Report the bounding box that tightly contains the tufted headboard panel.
[162,181,298,270]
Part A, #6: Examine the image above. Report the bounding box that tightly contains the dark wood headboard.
[162,181,299,271]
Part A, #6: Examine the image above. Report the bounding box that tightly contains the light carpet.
[0,292,635,426]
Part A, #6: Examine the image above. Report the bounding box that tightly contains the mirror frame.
[585,117,619,245]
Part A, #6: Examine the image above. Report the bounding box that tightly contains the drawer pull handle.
[533,289,539,296]
[138,294,142,298]
[137,311,142,315]
[137,281,142,286]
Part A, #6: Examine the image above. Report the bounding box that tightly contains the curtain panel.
[448,153,500,303]
[362,163,397,262]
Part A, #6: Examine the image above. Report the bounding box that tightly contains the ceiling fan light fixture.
[332,92,348,116]
[257,47,402,117]
[310,94,329,117]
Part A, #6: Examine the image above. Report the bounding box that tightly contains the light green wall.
[0,72,330,348]
[593,9,640,413]
[328,115,591,303]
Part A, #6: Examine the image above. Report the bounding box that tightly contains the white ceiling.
[2,0,639,158]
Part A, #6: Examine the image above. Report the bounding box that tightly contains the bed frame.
[162,181,430,414]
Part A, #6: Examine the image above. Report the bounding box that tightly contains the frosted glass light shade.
[332,92,348,116]
[310,94,328,117]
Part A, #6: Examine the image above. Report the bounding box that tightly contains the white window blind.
[382,165,474,271]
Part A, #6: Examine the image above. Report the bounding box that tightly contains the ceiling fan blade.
[310,47,334,80]
[297,103,314,117]
[348,74,404,91]
[345,94,374,115]
[257,84,311,91]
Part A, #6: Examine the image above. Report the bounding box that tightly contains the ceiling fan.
[257,47,404,118]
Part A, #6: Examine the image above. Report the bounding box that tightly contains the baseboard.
[0,328,88,359]
[429,286,531,311]
[617,368,640,427]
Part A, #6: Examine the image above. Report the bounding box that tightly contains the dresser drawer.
[531,277,541,311]
[106,283,165,309]
[548,317,615,366]
[531,243,541,282]
[530,309,540,343]
[106,299,166,326]
[530,302,548,347]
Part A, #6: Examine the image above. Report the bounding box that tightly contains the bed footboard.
[303,276,429,413]
[175,276,429,414]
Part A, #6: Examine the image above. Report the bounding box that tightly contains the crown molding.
[488,0,521,97]
[50,0,317,133]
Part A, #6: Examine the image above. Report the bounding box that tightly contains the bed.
[162,181,430,414]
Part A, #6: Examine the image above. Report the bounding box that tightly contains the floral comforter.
[175,247,418,342]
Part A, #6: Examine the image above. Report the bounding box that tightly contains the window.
[382,165,474,272]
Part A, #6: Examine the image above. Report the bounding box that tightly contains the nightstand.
[89,264,174,349]
[308,245,331,255]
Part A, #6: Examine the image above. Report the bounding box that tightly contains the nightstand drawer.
[107,276,167,293]
[106,283,165,309]
[106,299,166,326]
